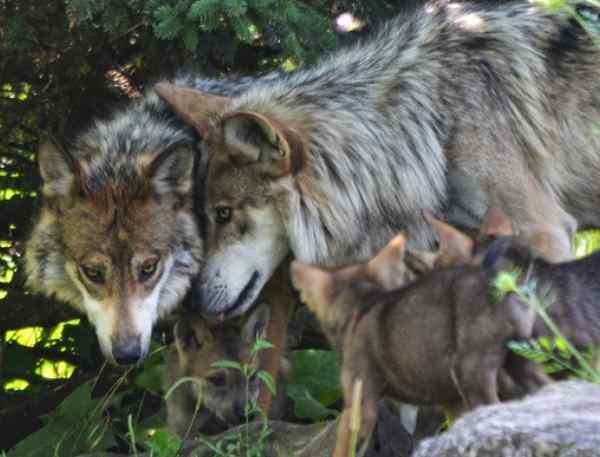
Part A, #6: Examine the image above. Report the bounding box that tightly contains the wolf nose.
[112,338,142,365]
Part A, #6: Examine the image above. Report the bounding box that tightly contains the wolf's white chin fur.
[65,257,175,364]
[201,207,289,316]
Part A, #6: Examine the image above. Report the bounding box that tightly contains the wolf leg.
[486,174,577,262]
[257,258,295,415]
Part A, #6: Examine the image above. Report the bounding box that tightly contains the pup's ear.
[144,144,194,197]
[242,303,271,345]
[222,112,305,177]
[38,141,80,198]
[405,249,438,274]
[366,234,409,290]
[425,213,474,267]
[154,83,231,134]
[479,207,513,237]
[290,261,334,320]
[174,317,211,354]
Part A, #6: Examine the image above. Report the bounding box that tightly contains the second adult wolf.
[157,1,600,321]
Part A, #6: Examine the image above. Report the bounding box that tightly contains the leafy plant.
[496,270,600,383]
[9,380,119,457]
[198,336,276,457]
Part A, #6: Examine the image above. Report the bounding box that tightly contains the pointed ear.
[290,261,334,320]
[144,144,194,197]
[425,213,474,267]
[366,234,409,290]
[154,83,230,134]
[37,141,79,198]
[222,112,305,177]
[405,249,438,274]
[480,207,513,237]
[174,317,211,354]
[242,303,271,344]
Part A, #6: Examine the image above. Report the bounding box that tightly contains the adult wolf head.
[25,95,202,365]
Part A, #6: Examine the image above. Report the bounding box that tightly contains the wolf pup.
[290,234,545,457]
[164,303,287,437]
[421,209,600,384]
[156,1,600,327]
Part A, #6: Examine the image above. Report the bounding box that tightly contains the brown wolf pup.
[163,303,287,438]
[290,235,546,457]
[422,208,600,384]
[444,210,600,352]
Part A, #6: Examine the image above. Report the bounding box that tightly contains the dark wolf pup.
[157,1,600,324]
[164,303,287,437]
[290,235,545,457]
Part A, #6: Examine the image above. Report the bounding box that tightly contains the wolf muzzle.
[111,336,142,365]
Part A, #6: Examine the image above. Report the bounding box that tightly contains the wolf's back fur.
[224,2,600,264]
[165,1,600,316]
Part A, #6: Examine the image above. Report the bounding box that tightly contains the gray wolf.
[290,235,546,457]
[156,1,600,321]
[23,74,274,365]
[164,303,287,437]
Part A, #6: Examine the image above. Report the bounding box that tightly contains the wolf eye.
[215,206,232,224]
[80,265,105,285]
[139,258,159,282]
[207,372,227,388]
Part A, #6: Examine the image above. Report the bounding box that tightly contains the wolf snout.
[111,336,142,365]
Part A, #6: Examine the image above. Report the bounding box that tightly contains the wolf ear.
[290,261,334,319]
[222,112,305,177]
[145,145,195,197]
[154,83,231,134]
[174,318,211,353]
[366,234,409,290]
[479,207,513,237]
[405,249,437,274]
[425,213,474,267]
[37,141,79,198]
[242,303,271,344]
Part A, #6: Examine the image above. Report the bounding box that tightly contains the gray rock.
[413,381,600,457]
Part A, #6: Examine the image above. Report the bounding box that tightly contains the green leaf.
[212,359,243,371]
[286,350,341,405]
[10,381,116,457]
[555,337,571,357]
[538,336,554,352]
[508,340,551,363]
[251,338,274,357]
[142,428,181,457]
[188,0,221,31]
[284,384,338,421]
[223,0,248,17]
[154,5,184,40]
[135,361,165,395]
[284,350,342,420]
[182,22,200,51]
[257,371,276,395]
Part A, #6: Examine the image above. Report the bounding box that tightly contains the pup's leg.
[504,351,552,394]
[258,260,295,415]
[458,354,501,410]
